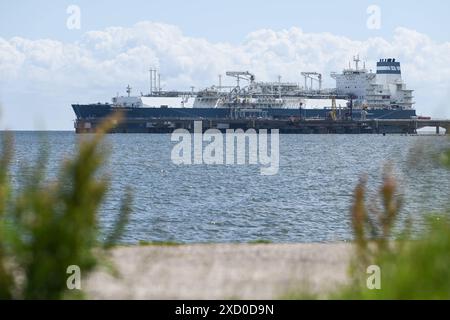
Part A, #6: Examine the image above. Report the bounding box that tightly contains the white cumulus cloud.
[0,21,450,129]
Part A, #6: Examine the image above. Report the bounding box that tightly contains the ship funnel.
[376,58,401,75]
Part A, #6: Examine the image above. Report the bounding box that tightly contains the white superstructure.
[366,58,414,109]
[111,57,414,111]
[112,84,195,108]
[331,56,414,109]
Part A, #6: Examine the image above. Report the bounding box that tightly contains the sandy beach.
[85,243,353,299]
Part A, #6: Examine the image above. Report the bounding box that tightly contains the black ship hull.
[72,104,418,134]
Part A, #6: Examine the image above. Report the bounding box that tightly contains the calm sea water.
[6,132,450,243]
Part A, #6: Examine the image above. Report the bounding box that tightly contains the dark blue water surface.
[7,132,450,243]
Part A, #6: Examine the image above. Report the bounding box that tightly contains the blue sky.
[2,0,449,43]
[1,0,450,129]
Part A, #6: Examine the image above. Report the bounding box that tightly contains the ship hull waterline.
[72,104,419,134]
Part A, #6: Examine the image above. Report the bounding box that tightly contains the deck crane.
[225,71,255,88]
[301,72,322,91]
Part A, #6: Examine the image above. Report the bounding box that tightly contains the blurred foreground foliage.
[284,145,450,300]
[337,160,450,299]
[0,114,131,299]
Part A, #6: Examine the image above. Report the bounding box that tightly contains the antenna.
[149,68,153,95]
[218,74,222,89]
[353,54,361,70]
[158,73,161,93]
[153,70,157,94]
[126,84,132,97]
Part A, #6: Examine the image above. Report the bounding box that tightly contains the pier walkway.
[75,117,450,134]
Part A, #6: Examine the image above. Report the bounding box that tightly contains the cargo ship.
[72,57,419,134]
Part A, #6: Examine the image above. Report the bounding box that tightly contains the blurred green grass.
[0,113,131,299]
[336,215,450,299]
[284,146,450,300]
[333,153,450,299]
